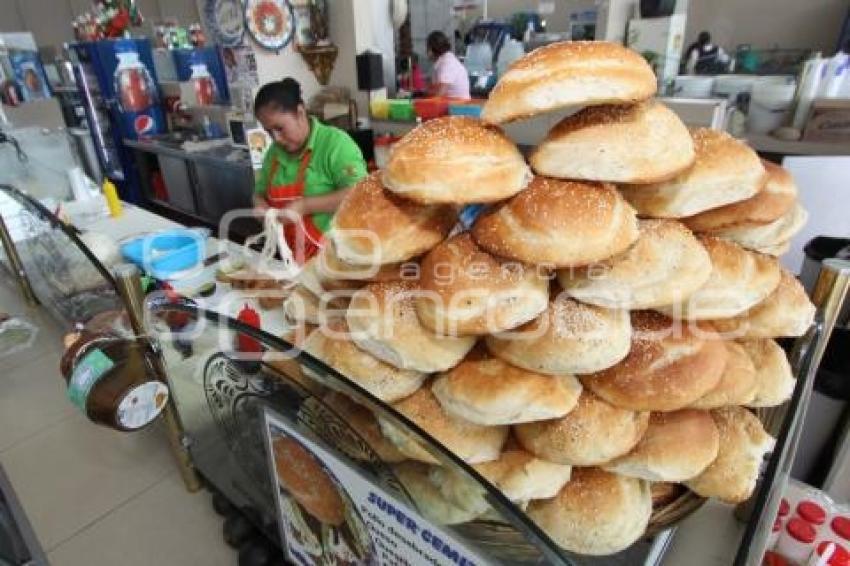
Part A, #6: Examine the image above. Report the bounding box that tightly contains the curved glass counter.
[1,181,840,566]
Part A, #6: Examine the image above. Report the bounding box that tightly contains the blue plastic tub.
[448,102,484,118]
[120,230,205,280]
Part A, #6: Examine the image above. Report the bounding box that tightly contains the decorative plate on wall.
[204,0,245,47]
[244,0,296,51]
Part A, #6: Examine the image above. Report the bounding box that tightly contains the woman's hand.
[252,196,270,219]
[275,198,307,223]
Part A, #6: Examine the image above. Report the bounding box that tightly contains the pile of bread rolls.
[279,41,816,557]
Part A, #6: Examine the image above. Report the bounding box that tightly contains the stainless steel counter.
[125,138,258,239]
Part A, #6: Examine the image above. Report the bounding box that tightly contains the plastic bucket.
[747,79,797,134]
[673,75,715,98]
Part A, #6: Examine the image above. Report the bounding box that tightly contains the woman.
[253,78,367,263]
[426,31,470,99]
[684,31,731,74]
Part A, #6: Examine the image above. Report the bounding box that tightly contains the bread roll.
[346,281,476,373]
[683,160,798,232]
[710,269,815,338]
[381,116,531,204]
[657,236,782,320]
[321,392,407,463]
[482,41,657,124]
[620,129,766,218]
[710,204,808,255]
[558,219,712,309]
[380,386,508,465]
[301,321,426,403]
[273,436,345,525]
[740,339,796,407]
[283,285,324,325]
[432,351,582,425]
[486,296,631,375]
[531,101,695,183]
[435,447,572,515]
[514,390,649,466]
[685,406,775,504]
[527,467,652,556]
[393,462,481,524]
[758,240,791,257]
[690,341,758,409]
[330,173,456,265]
[473,177,638,268]
[604,410,720,482]
[416,233,549,336]
[316,240,419,283]
[583,311,727,412]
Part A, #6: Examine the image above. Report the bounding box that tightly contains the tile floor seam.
[44,469,178,553]
[0,412,78,456]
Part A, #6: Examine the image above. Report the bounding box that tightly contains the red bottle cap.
[773,518,782,533]
[816,541,850,566]
[833,517,850,541]
[798,500,827,525]
[779,498,791,517]
[787,518,817,543]
[762,551,789,566]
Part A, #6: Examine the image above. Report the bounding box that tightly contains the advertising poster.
[263,409,485,566]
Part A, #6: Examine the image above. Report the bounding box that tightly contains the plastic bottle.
[102,178,123,217]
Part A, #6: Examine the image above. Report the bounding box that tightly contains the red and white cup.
[778,518,818,564]
[807,541,850,566]
[831,517,850,545]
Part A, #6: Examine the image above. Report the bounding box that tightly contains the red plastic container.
[413,97,450,120]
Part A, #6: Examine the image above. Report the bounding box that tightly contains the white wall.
[685,0,846,54]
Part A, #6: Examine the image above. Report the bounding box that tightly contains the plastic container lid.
[833,517,850,541]
[816,541,850,566]
[787,518,817,543]
[798,501,828,525]
[779,498,791,517]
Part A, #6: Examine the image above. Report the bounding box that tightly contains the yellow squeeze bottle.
[102,178,123,218]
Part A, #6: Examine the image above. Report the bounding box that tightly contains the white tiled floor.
[0,279,236,565]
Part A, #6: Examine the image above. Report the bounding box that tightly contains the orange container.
[413,97,450,120]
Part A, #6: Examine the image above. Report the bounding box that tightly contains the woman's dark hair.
[253,77,304,115]
[697,31,711,46]
[427,31,452,57]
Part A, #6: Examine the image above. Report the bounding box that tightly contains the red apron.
[265,150,324,264]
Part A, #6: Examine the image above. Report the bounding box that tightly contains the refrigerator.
[70,38,165,203]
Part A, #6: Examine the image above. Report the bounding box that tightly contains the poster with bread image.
[264,409,486,565]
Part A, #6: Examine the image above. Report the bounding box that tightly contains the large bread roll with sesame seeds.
[330,173,456,265]
[558,219,712,309]
[531,101,695,183]
[582,311,727,412]
[740,339,796,408]
[689,341,759,409]
[482,41,657,124]
[416,233,549,336]
[346,281,476,373]
[685,406,775,504]
[527,467,652,556]
[514,390,649,466]
[657,236,782,320]
[603,410,720,482]
[619,129,767,218]
[472,177,639,268]
[485,296,632,375]
[379,386,509,465]
[709,203,808,256]
[432,350,582,425]
[683,160,798,232]
[709,269,815,338]
[301,321,426,403]
[381,116,531,204]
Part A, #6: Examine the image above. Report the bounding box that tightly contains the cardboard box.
[802,99,850,142]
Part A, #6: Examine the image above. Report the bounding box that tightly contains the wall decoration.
[245,0,296,51]
[293,6,313,46]
[204,0,245,48]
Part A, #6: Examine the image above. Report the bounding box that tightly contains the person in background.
[684,31,731,74]
[252,78,367,263]
[426,30,470,99]
[397,53,426,95]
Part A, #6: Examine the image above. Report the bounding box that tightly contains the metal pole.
[0,213,37,306]
[113,263,202,493]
